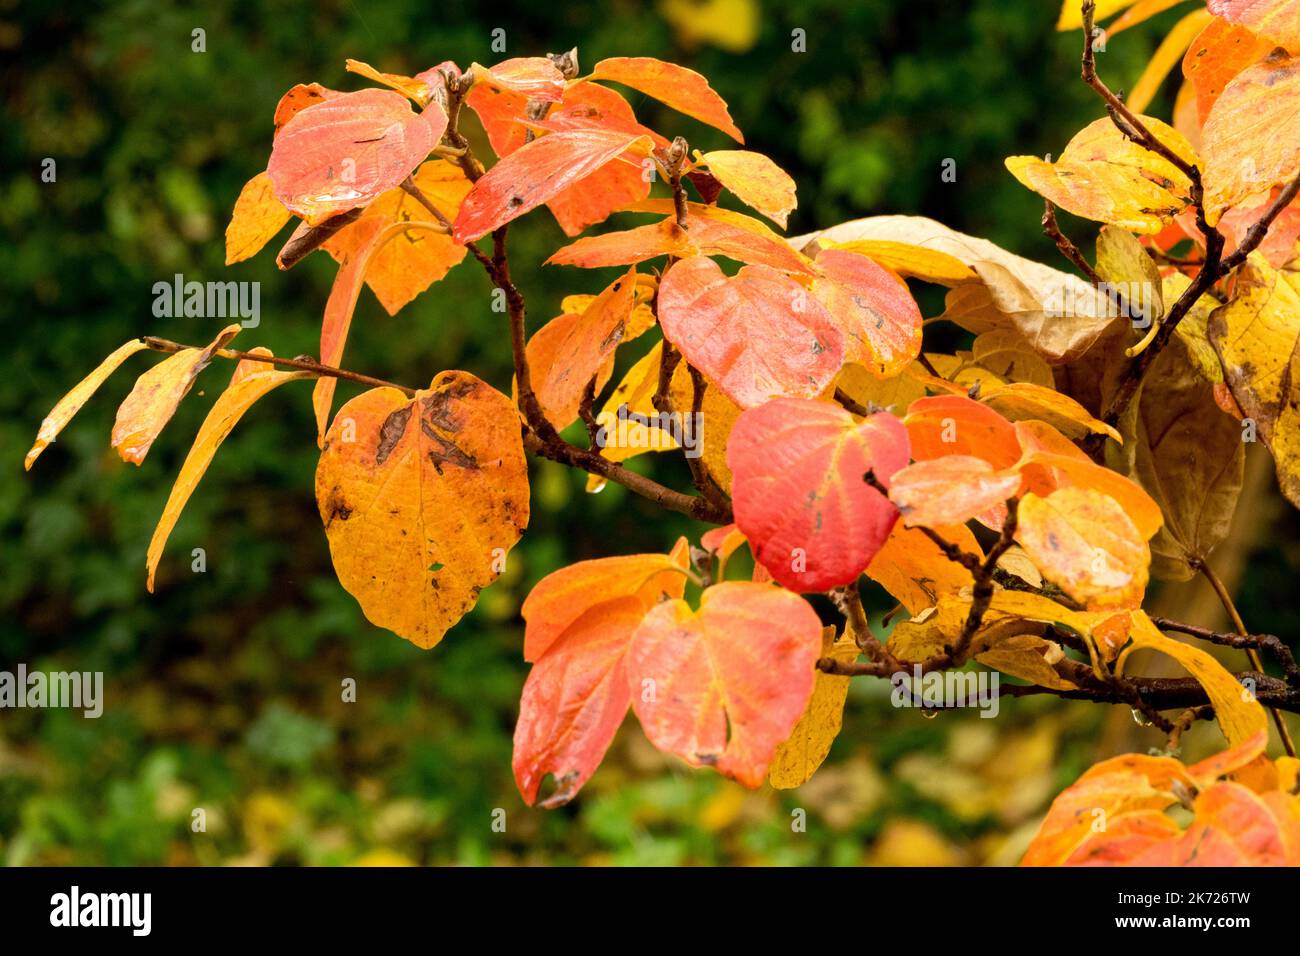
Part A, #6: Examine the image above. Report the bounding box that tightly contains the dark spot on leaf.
[376,405,413,464]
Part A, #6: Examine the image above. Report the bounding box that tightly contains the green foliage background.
[3,0,1298,865]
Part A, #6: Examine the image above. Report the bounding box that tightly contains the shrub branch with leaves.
[25,1,1300,864]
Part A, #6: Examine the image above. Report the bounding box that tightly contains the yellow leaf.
[111,325,242,465]
[225,171,292,265]
[1207,256,1300,508]
[1005,116,1197,234]
[1202,49,1300,225]
[1015,488,1151,609]
[146,353,312,591]
[25,339,148,470]
[1123,611,1269,748]
[700,149,797,227]
[769,627,857,789]
[315,371,530,648]
[819,239,977,286]
[659,0,760,52]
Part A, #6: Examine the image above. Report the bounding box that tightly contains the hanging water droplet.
[587,478,607,494]
[1130,708,1153,727]
[920,708,939,720]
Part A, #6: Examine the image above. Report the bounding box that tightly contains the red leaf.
[628,582,823,786]
[272,83,341,135]
[590,56,744,142]
[727,399,910,591]
[512,596,644,807]
[452,128,653,242]
[267,89,448,223]
[657,255,843,408]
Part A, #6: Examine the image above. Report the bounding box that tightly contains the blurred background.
[3,0,1298,866]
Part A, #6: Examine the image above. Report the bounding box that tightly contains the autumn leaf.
[1123,611,1268,748]
[1208,0,1300,49]
[549,201,813,274]
[111,325,241,465]
[1013,420,1164,540]
[452,128,654,242]
[512,596,645,807]
[1202,49,1300,224]
[25,339,148,470]
[272,82,341,134]
[1107,335,1243,581]
[1182,15,1274,124]
[1207,255,1300,508]
[979,381,1121,443]
[321,160,471,315]
[1015,487,1151,609]
[699,149,796,227]
[727,399,909,592]
[969,329,1055,388]
[315,372,530,649]
[527,266,642,430]
[225,171,292,265]
[903,395,1023,469]
[1006,116,1197,234]
[658,255,843,408]
[814,238,977,286]
[888,455,1022,528]
[810,248,923,377]
[146,353,312,591]
[470,56,566,101]
[467,79,666,236]
[865,521,981,614]
[267,89,448,224]
[769,627,857,789]
[628,582,823,787]
[588,56,743,142]
[1126,8,1213,113]
[521,542,689,662]
[345,58,438,106]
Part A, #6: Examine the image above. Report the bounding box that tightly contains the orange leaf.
[1182,16,1274,124]
[589,56,743,142]
[658,255,843,408]
[111,325,241,465]
[25,339,148,470]
[452,128,653,242]
[272,82,341,135]
[267,89,448,224]
[903,395,1022,469]
[315,372,530,649]
[528,266,641,429]
[728,399,909,591]
[1013,420,1164,540]
[888,456,1022,528]
[865,522,981,614]
[521,544,689,663]
[470,56,565,101]
[345,58,438,105]
[322,160,471,314]
[628,582,823,786]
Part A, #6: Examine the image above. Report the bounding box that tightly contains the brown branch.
[139,336,417,396]
[1042,198,1103,285]
[1219,171,1300,273]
